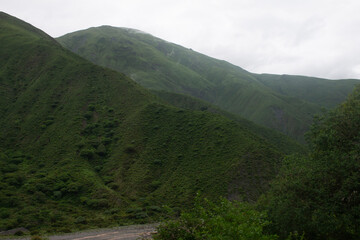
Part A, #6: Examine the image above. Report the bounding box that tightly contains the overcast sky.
[2,0,360,79]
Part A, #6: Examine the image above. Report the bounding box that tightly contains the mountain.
[254,74,359,108]
[57,26,359,142]
[151,90,305,155]
[0,12,292,233]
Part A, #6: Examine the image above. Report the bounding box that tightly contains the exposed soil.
[4,224,158,240]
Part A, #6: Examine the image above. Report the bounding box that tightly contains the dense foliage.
[152,90,305,155]
[0,12,287,234]
[263,86,360,239]
[154,195,277,240]
[2,11,358,239]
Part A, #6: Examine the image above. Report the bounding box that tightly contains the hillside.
[254,74,359,108]
[0,12,289,233]
[263,86,360,239]
[57,26,359,142]
[152,90,305,155]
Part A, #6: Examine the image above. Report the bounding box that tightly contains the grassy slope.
[57,26,358,142]
[0,12,286,233]
[254,74,359,108]
[151,90,305,155]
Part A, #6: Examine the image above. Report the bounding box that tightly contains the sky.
[2,0,360,79]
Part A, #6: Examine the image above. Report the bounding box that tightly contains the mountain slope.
[151,90,305,155]
[263,86,360,239]
[0,12,287,233]
[57,26,358,141]
[254,74,359,108]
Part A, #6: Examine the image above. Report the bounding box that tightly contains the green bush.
[86,198,109,209]
[0,208,10,218]
[75,216,87,224]
[79,148,95,159]
[96,144,107,156]
[31,236,47,240]
[154,195,277,240]
[53,191,62,200]
[83,111,93,120]
[88,104,95,111]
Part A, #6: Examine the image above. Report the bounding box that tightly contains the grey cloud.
[2,0,360,79]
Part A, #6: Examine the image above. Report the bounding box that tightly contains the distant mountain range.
[57,26,359,142]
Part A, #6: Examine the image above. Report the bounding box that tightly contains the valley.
[1,10,359,240]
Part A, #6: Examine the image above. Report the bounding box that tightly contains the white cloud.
[2,0,360,79]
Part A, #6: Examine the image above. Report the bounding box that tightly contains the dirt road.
[9,224,158,240]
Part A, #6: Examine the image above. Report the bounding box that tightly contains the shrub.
[31,236,44,240]
[88,104,95,111]
[150,180,161,190]
[86,199,109,209]
[0,208,10,218]
[147,205,162,212]
[124,145,136,154]
[96,144,107,156]
[79,148,95,159]
[154,195,277,240]
[75,216,87,224]
[53,191,62,200]
[83,111,93,120]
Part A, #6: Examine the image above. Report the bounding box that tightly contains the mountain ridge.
[57,25,359,141]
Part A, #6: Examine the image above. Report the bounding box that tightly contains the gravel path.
[5,224,158,240]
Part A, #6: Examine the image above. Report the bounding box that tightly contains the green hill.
[254,74,359,108]
[0,12,290,233]
[57,26,359,142]
[152,90,305,155]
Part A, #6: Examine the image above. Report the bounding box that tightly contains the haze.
[2,0,360,79]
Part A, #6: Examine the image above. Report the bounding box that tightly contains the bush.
[83,111,93,120]
[0,208,10,218]
[96,144,107,156]
[154,194,277,240]
[53,191,62,199]
[75,216,87,224]
[31,236,47,240]
[79,148,95,159]
[86,199,109,209]
[124,145,136,154]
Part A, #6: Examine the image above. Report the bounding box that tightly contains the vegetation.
[154,86,360,240]
[0,12,289,234]
[154,194,278,240]
[57,26,359,141]
[1,11,359,239]
[262,86,360,239]
[255,73,359,108]
[152,90,305,155]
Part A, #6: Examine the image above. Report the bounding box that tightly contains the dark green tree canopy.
[265,85,360,240]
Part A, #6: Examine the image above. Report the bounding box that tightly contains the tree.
[264,86,360,239]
